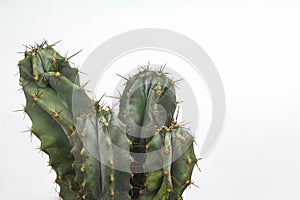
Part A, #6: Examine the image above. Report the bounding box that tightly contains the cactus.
[18,42,197,200]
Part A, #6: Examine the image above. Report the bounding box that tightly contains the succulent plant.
[18,41,197,200]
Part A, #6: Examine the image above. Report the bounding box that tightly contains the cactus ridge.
[18,42,197,200]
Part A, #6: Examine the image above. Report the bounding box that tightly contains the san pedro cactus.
[18,41,197,200]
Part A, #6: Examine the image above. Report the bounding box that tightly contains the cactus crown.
[18,41,197,200]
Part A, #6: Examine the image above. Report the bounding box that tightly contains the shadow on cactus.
[18,41,199,200]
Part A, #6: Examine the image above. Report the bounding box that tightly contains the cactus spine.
[18,42,197,200]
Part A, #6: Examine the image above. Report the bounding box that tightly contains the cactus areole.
[18,41,197,200]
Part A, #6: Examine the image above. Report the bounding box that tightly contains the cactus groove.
[18,41,197,200]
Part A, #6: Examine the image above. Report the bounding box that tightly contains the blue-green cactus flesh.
[18,42,197,200]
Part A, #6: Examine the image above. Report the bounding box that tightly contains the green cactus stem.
[18,41,197,200]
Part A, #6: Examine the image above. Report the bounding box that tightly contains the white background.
[1,0,300,199]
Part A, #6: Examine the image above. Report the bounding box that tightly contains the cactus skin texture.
[18,42,197,200]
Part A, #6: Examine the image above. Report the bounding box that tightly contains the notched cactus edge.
[17,41,198,200]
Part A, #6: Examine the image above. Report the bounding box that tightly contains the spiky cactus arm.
[75,107,133,200]
[152,128,173,200]
[138,126,196,200]
[97,110,132,200]
[18,47,79,199]
[117,68,177,199]
[118,68,197,199]
[20,44,85,154]
[168,127,197,199]
[137,129,164,200]
[18,43,101,199]
[76,112,101,200]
